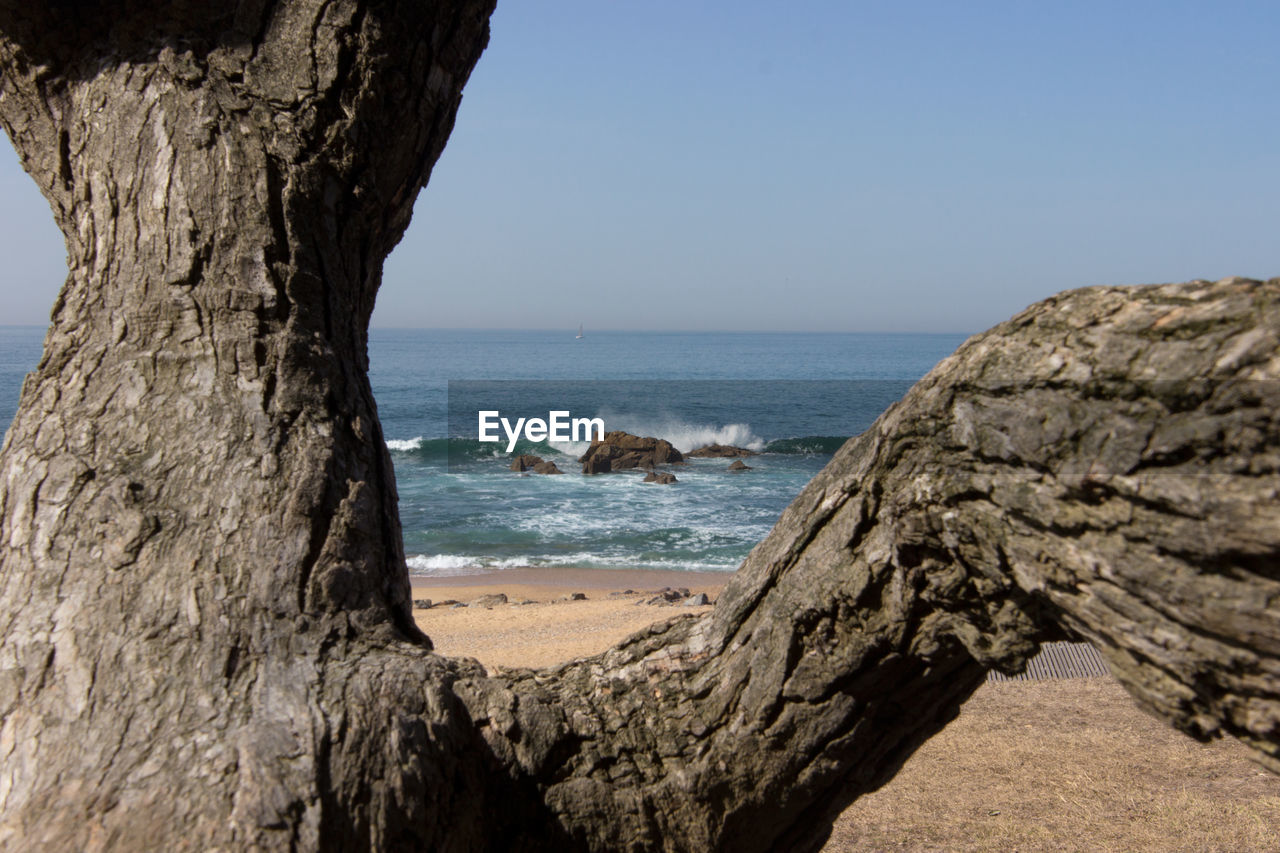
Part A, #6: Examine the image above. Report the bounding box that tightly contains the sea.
[0,327,968,577]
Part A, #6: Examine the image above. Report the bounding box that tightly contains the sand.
[410,568,1280,851]
[411,568,726,670]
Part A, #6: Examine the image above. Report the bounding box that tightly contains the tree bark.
[2,5,1278,851]
[0,2,500,848]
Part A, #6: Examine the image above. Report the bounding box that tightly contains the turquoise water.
[0,327,969,574]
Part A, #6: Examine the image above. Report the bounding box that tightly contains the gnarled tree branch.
[453,277,1280,851]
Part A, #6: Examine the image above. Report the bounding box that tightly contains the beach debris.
[687,443,757,458]
[726,460,752,472]
[682,593,711,606]
[642,471,678,484]
[556,592,588,602]
[609,589,637,597]
[431,599,459,608]
[579,430,683,474]
[468,593,508,608]
[644,587,690,605]
[412,598,433,609]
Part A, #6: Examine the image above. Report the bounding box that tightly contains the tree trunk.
[0,3,500,848]
[2,5,1278,851]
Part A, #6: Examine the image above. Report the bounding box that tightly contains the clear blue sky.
[2,1,1277,332]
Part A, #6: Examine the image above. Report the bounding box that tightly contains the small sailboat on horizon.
[576,323,584,339]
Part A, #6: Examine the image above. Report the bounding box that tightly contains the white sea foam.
[406,554,529,575]
[406,552,739,574]
[588,413,765,453]
[386,436,423,451]
[546,439,591,458]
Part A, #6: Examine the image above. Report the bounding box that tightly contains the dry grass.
[825,678,1280,852]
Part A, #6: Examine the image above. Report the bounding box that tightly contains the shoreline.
[410,565,731,598]
[410,566,730,672]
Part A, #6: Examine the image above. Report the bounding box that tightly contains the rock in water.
[579,430,683,474]
[727,460,752,471]
[643,471,678,484]
[532,460,564,475]
[687,444,757,458]
[510,454,544,472]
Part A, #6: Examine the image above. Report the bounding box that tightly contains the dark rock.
[643,471,678,484]
[432,599,459,608]
[510,454,544,472]
[646,587,695,605]
[727,460,752,472]
[532,460,564,475]
[687,444,757,458]
[412,598,432,609]
[579,431,684,474]
[468,593,508,608]
[683,593,711,606]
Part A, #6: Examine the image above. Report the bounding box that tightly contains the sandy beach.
[413,567,1280,851]
[412,568,726,670]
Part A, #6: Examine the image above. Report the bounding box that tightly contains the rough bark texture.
[0,2,499,849]
[1,5,1278,852]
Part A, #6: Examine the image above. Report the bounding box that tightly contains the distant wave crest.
[762,436,849,455]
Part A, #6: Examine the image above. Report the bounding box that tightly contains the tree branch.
[453,278,1280,851]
